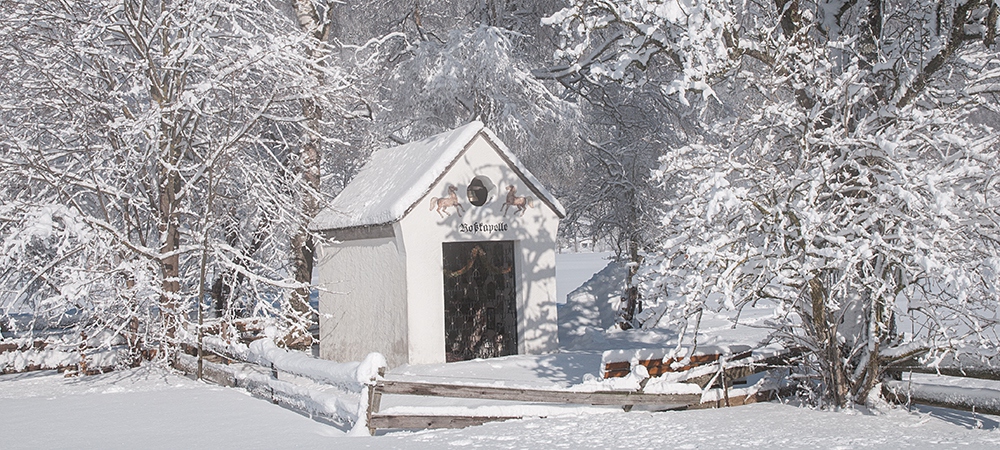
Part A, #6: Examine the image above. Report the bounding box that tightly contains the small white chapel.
[309,122,565,368]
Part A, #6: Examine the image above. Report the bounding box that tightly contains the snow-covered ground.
[4,367,1000,449]
[370,402,1000,449]
[0,368,343,449]
[555,251,612,304]
[4,253,1000,448]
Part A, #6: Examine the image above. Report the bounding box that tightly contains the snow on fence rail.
[878,353,1000,414]
[611,346,1000,417]
[887,365,1000,382]
[172,352,372,431]
[0,338,123,375]
[601,345,752,379]
[244,339,386,392]
[599,345,803,389]
[180,337,385,391]
[173,338,387,433]
[883,376,1000,416]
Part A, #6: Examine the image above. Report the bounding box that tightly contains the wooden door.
[442,241,517,362]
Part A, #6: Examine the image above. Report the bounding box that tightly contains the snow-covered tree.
[0,0,349,356]
[322,0,579,183]
[555,85,683,328]
[536,5,707,328]
[1,0,586,362]
[385,24,573,143]
[284,0,336,348]
[546,0,1000,405]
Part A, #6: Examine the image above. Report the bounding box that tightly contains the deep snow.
[555,250,612,304]
[3,253,1000,448]
[0,367,342,450]
[4,367,1000,449]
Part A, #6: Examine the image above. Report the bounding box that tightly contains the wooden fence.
[365,380,702,434]
[168,343,1000,433]
[602,350,753,379]
[0,339,125,375]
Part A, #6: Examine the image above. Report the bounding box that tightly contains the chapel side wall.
[316,235,408,367]
[399,133,559,365]
[518,209,560,355]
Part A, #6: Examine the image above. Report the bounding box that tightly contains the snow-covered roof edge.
[308,122,484,231]
[478,127,567,219]
[389,129,481,224]
[309,122,565,232]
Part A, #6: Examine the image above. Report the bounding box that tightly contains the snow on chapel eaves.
[309,121,564,232]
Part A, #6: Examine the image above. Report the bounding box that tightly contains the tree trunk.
[809,277,848,407]
[285,83,321,351]
[158,118,182,339]
[286,1,330,349]
[621,198,642,330]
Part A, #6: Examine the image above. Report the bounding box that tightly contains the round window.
[466,176,493,206]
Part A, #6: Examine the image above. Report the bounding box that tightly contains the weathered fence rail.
[374,380,703,405]
[602,350,753,379]
[887,366,1000,383]
[365,379,703,434]
[368,414,519,431]
[882,375,1000,416]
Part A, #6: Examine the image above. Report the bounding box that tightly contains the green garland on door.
[445,246,512,278]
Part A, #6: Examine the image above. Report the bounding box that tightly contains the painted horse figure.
[501,185,533,216]
[430,185,465,217]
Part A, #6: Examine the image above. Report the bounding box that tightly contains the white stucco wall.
[315,229,409,367]
[399,133,560,365]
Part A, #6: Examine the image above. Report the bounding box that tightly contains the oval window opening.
[467,177,491,206]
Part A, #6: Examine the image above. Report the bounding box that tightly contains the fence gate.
[442,241,517,362]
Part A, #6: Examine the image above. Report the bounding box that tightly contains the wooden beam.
[603,350,754,379]
[684,363,764,389]
[686,389,777,410]
[883,380,1000,416]
[887,366,1000,383]
[375,380,701,406]
[369,414,521,430]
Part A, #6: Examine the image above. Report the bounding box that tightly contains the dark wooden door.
[442,241,517,362]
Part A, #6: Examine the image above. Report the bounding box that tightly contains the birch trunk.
[286,0,331,348]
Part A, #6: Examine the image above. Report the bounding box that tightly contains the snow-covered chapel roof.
[309,121,566,231]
